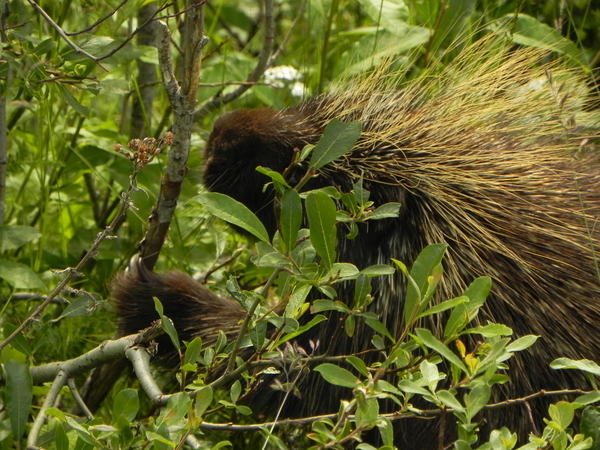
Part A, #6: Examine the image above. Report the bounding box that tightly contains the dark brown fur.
[114,47,600,448]
[113,260,245,358]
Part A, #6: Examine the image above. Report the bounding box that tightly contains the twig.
[67,378,94,421]
[0,135,169,352]
[194,388,597,433]
[139,1,208,270]
[126,345,165,403]
[225,268,281,374]
[27,370,69,449]
[202,248,244,283]
[28,322,164,384]
[65,0,130,36]
[194,0,275,120]
[269,0,307,64]
[26,0,107,70]
[97,2,177,62]
[0,9,8,227]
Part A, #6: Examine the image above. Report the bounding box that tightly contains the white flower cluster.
[264,65,307,98]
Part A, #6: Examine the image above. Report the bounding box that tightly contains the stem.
[225,268,281,374]
[0,174,141,352]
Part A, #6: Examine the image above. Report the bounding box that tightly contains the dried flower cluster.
[114,132,174,172]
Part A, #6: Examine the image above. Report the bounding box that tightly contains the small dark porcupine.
[113,44,600,448]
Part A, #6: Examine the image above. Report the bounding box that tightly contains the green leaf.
[314,363,359,388]
[273,314,327,346]
[154,297,181,355]
[346,356,369,377]
[356,395,379,428]
[403,244,448,326]
[345,315,356,337]
[236,405,252,415]
[184,337,203,365]
[250,319,267,349]
[328,262,360,281]
[309,119,362,170]
[465,385,490,420]
[361,264,396,276]
[416,328,467,372]
[357,0,430,41]
[193,192,269,242]
[548,401,575,429]
[311,299,350,313]
[377,417,394,448]
[444,276,492,337]
[305,191,337,269]
[489,428,518,450]
[230,380,242,403]
[60,84,89,116]
[490,14,586,67]
[550,358,600,376]
[256,166,291,188]
[505,335,538,352]
[55,295,97,320]
[54,422,69,450]
[253,241,289,268]
[417,296,468,319]
[284,283,312,318]
[0,225,41,252]
[580,407,600,447]
[5,360,33,439]
[280,189,303,253]
[398,380,430,396]
[420,360,442,391]
[575,392,600,406]
[437,390,465,413]
[66,416,97,446]
[195,386,214,417]
[158,392,190,427]
[369,202,401,220]
[3,323,32,356]
[0,260,46,289]
[353,273,371,308]
[464,323,512,337]
[365,318,395,342]
[111,389,139,424]
[33,38,55,56]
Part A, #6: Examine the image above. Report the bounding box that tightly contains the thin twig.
[194,0,275,120]
[270,0,307,64]
[97,2,177,62]
[66,0,129,35]
[0,136,167,352]
[225,268,281,374]
[27,370,69,449]
[26,0,107,70]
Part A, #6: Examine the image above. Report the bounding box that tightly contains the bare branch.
[27,370,69,449]
[270,0,307,64]
[139,1,208,270]
[194,0,275,120]
[0,136,168,352]
[65,0,130,36]
[26,0,107,70]
[126,345,166,403]
[29,323,164,384]
[97,2,177,62]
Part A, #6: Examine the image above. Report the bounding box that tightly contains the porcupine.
[113,43,600,447]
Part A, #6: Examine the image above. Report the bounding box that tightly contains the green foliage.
[1,0,599,449]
